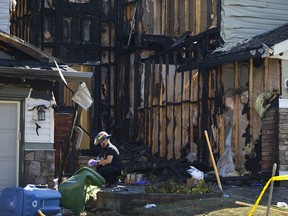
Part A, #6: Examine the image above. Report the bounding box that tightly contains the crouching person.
[88,131,124,187]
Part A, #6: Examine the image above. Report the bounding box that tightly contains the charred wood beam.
[92,65,102,140]
[145,27,219,60]
[201,67,209,164]
[177,48,263,72]
[124,54,131,141]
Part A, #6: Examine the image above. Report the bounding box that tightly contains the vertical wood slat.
[185,0,189,31]
[218,65,225,156]
[150,60,155,149]
[158,58,165,157]
[147,61,151,148]
[154,63,159,155]
[234,62,239,167]
[264,57,269,89]
[196,0,201,34]
[189,71,194,156]
[277,59,281,90]
[144,61,150,148]
[173,53,179,158]
[181,72,187,154]
[174,0,179,34]
[198,69,202,151]
[249,58,254,137]
[166,55,173,159]
[165,0,169,35]
[161,0,165,35]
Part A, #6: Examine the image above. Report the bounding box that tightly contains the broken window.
[43,15,53,42]
[82,18,91,43]
[63,17,72,43]
[72,17,81,43]
[63,16,91,44]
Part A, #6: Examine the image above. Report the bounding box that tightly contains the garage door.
[0,101,19,193]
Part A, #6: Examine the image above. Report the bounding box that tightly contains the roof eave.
[0,67,93,82]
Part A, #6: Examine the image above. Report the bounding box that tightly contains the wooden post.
[249,58,253,137]
[234,62,239,167]
[218,65,225,155]
[189,70,195,155]
[266,163,277,216]
[196,0,201,34]
[185,0,189,31]
[264,58,268,89]
[205,130,223,193]
[159,58,164,157]
[174,0,179,34]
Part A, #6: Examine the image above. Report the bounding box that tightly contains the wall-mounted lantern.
[38,106,46,121]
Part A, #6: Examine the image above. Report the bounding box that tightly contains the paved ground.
[90,183,288,216]
[220,184,288,206]
[99,181,288,208]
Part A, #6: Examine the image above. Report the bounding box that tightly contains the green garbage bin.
[58,167,105,216]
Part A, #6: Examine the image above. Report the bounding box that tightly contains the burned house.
[137,0,288,179]
[7,0,288,184]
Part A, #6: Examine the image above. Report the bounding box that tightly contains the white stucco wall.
[0,0,11,33]
[221,0,288,51]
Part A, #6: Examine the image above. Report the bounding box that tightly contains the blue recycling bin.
[0,184,61,216]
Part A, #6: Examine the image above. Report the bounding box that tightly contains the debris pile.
[117,141,199,183]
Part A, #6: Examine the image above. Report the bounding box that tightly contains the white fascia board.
[273,39,288,56]
[269,50,288,60]
[279,98,288,108]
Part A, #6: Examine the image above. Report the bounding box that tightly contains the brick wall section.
[278,108,288,171]
[54,112,73,177]
[261,107,279,171]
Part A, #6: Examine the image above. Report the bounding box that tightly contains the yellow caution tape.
[248,175,288,216]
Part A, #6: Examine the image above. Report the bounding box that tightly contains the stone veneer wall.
[24,151,56,188]
[261,107,279,172]
[279,107,288,171]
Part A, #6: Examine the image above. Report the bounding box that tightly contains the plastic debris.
[144,204,156,209]
[187,166,204,180]
[277,202,288,209]
[223,194,230,198]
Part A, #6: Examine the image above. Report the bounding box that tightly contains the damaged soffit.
[0,30,92,82]
[178,22,288,72]
[143,27,219,62]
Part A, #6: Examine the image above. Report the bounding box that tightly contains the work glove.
[87,159,98,166]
